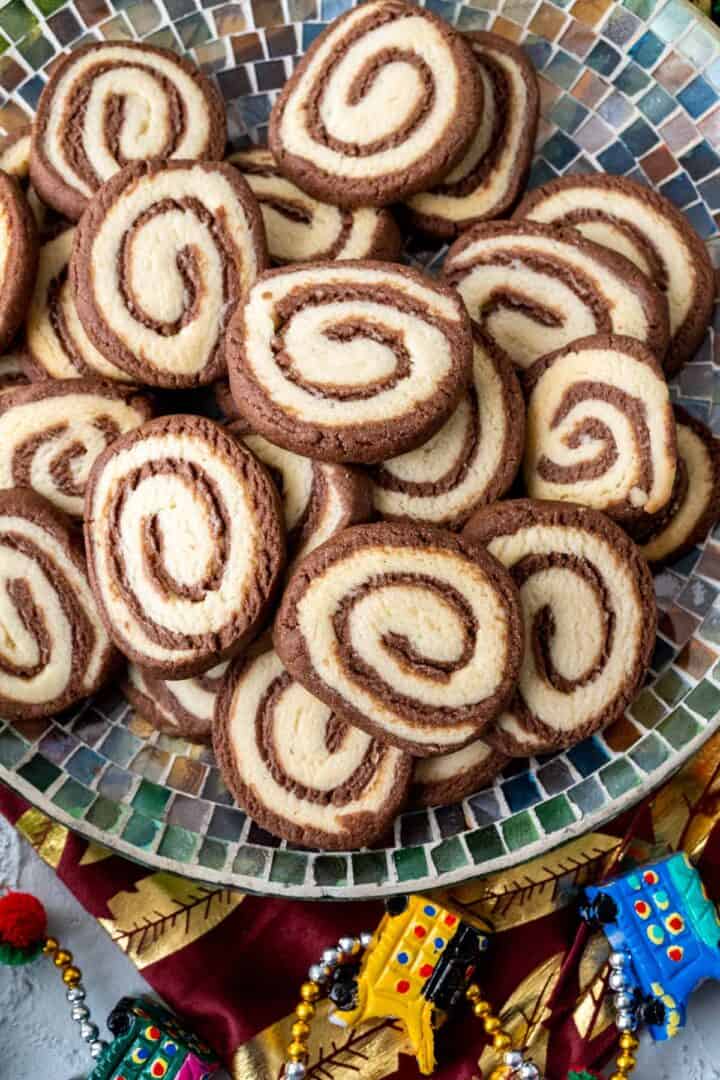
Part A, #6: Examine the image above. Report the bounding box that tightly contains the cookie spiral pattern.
[25,229,130,382]
[30,41,226,221]
[228,147,402,264]
[0,488,116,719]
[274,522,523,756]
[371,330,524,528]
[227,420,372,562]
[443,221,669,371]
[268,0,483,208]
[71,160,268,388]
[227,261,473,464]
[0,171,38,353]
[84,415,286,678]
[0,126,31,178]
[523,335,677,530]
[463,499,656,754]
[410,737,509,808]
[405,32,539,238]
[0,379,153,517]
[214,647,412,850]
[514,174,714,374]
[639,406,720,567]
[125,660,229,742]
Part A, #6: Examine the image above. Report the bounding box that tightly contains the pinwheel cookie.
[274,522,523,756]
[214,647,412,850]
[0,171,37,353]
[125,661,229,743]
[410,738,509,808]
[464,500,656,755]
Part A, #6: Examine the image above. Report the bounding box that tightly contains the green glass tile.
[126,0,162,35]
[393,845,429,883]
[18,30,53,68]
[18,754,60,792]
[132,779,171,816]
[176,12,211,47]
[34,0,65,13]
[85,795,122,832]
[0,0,37,41]
[535,795,575,833]
[313,855,349,887]
[630,688,667,727]
[158,825,197,862]
[622,0,656,17]
[232,844,268,879]
[502,812,539,852]
[0,728,27,768]
[0,31,9,54]
[685,679,720,719]
[650,0,692,42]
[122,811,161,849]
[630,733,671,772]
[654,667,690,705]
[144,27,180,49]
[600,759,640,798]
[53,778,95,818]
[430,837,469,875]
[465,826,504,864]
[658,705,703,749]
[198,838,227,871]
[352,851,389,885]
[269,850,307,886]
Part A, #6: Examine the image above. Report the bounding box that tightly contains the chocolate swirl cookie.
[125,659,229,743]
[523,335,677,533]
[442,221,669,371]
[0,488,116,719]
[405,32,539,238]
[463,499,656,754]
[227,261,473,464]
[269,0,483,208]
[0,351,29,396]
[0,171,37,352]
[227,420,372,563]
[214,646,412,849]
[274,522,523,756]
[71,160,268,388]
[0,379,153,517]
[639,406,720,568]
[84,415,285,678]
[25,228,131,382]
[0,126,31,178]
[514,174,714,375]
[370,329,524,528]
[410,737,509,808]
[30,42,226,221]
[228,146,402,263]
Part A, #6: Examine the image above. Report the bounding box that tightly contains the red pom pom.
[0,891,47,950]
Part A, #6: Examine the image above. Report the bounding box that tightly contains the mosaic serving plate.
[2,0,720,900]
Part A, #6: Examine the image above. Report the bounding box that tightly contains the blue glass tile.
[19,75,44,109]
[678,76,717,120]
[650,0,693,42]
[302,22,324,48]
[672,547,702,576]
[566,736,611,777]
[598,140,636,174]
[207,804,246,841]
[699,175,720,211]
[586,40,622,76]
[544,51,582,89]
[527,159,558,190]
[239,93,272,127]
[100,726,142,767]
[550,95,589,133]
[684,202,717,241]
[680,141,720,182]
[66,746,105,786]
[659,172,697,208]
[456,7,489,28]
[636,83,676,124]
[629,30,664,68]
[614,62,651,97]
[502,771,543,812]
[38,726,80,766]
[598,90,634,129]
[435,803,468,838]
[467,789,502,825]
[523,38,553,70]
[541,130,579,169]
[97,763,134,801]
[567,155,600,175]
[0,729,26,768]
[568,776,605,813]
[622,117,659,156]
[425,0,456,18]
[650,636,676,672]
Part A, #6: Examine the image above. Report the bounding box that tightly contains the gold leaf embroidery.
[98,872,243,969]
[573,932,613,1040]
[233,999,410,1080]
[15,807,68,870]
[651,731,720,859]
[78,841,113,866]
[440,834,621,930]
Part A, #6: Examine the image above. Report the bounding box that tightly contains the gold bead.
[616,1053,636,1072]
[43,937,59,955]
[62,966,82,986]
[53,949,73,968]
[466,983,481,1002]
[473,1000,491,1018]
[291,1021,311,1040]
[489,1068,511,1080]
[619,1032,639,1051]
[300,981,321,1003]
[287,1041,308,1062]
[483,1016,501,1035]
[296,1002,315,1021]
[492,1032,512,1051]
[609,1073,627,1080]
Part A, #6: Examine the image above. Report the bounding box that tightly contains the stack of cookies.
[0,0,718,852]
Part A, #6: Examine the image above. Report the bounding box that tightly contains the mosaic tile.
[431,836,469,874]
[571,67,610,105]
[400,810,433,847]
[622,115,659,154]
[602,6,640,43]
[685,200,718,238]
[435,803,469,838]
[680,140,720,180]
[502,811,539,851]
[158,825,197,862]
[529,1,568,38]
[598,138,636,171]
[535,795,576,832]
[598,88,635,126]
[544,48,583,87]
[650,0,693,41]
[352,851,389,885]
[560,16,597,54]
[465,825,504,863]
[393,845,429,882]
[658,706,703,749]
[569,777,605,812]
[640,142,677,181]
[567,737,611,776]
[604,715,642,752]
[537,758,576,793]
[600,759,640,797]
[86,796,122,832]
[503,771,543,811]
[0,729,26,768]
[232,845,268,878]
[197,839,227,870]
[614,59,651,96]
[630,734,671,772]
[586,37,622,74]
[674,638,718,679]
[678,75,718,120]
[122,811,161,849]
[467,789,503,825]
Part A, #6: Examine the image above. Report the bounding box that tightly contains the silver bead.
[608,970,627,992]
[70,1004,90,1022]
[609,951,626,970]
[308,963,327,984]
[616,1010,638,1031]
[79,1021,99,1042]
[322,947,340,968]
[614,991,633,1011]
[66,987,85,1003]
[504,1050,524,1069]
[519,1064,540,1080]
[285,1063,306,1080]
[360,931,373,948]
[338,936,356,955]
[89,1041,107,1060]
